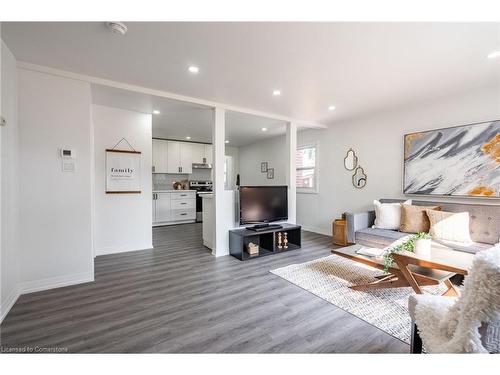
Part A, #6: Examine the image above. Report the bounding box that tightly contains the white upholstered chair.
[408,246,500,353]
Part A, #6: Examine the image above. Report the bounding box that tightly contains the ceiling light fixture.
[487,50,500,59]
[272,90,281,96]
[186,136,191,140]
[188,66,199,74]
[261,127,268,132]
[328,105,336,111]
[153,110,160,115]
[225,140,229,144]
[106,22,128,35]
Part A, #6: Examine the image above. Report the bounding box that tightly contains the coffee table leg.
[442,279,460,297]
[350,275,409,291]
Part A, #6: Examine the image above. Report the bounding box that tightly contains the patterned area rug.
[271,254,445,344]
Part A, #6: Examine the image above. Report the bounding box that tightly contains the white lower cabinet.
[155,193,172,222]
[153,191,196,225]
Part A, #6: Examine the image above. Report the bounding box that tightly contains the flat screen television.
[239,186,288,225]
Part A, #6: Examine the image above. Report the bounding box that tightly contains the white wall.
[17,68,94,290]
[1,40,20,322]
[93,105,152,256]
[297,86,500,235]
[238,135,287,186]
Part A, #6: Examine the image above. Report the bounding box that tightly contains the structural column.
[286,121,297,224]
[212,107,226,256]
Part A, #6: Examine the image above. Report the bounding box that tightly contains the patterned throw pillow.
[399,205,441,233]
[425,209,473,243]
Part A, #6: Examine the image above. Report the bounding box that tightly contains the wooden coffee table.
[331,243,474,295]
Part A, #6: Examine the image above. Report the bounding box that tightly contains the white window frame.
[296,142,318,194]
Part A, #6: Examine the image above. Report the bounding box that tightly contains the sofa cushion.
[355,227,409,248]
[400,204,441,233]
[426,210,473,243]
[432,238,492,254]
[373,199,411,230]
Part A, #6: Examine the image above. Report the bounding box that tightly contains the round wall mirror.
[352,166,367,188]
[344,148,358,171]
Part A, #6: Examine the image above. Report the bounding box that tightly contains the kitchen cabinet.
[204,144,213,164]
[179,142,195,174]
[152,139,213,174]
[153,191,196,225]
[152,139,168,173]
[189,143,206,164]
[154,192,172,222]
[166,141,181,173]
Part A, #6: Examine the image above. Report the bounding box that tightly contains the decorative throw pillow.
[373,199,412,230]
[400,204,441,233]
[425,209,473,243]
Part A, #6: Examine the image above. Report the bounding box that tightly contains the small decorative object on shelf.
[283,232,288,249]
[277,232,283,249]
[267,168,274,179]
[247,242,259,257]
[173,181,183,190]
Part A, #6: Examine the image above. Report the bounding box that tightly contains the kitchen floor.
[0,224,408,353]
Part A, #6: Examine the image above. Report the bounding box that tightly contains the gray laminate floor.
[0,223,408,353]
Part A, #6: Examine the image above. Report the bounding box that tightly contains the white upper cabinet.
[167,141,181,173]
[152,139,213,174]
[189,143,206,164]
[179,142,193,174]
[152,139,168,173]
[204,144,213,164]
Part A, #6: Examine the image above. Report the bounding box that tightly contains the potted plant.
[413,232,432,257]
[382,232,431,272]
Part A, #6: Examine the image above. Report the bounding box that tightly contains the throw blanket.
[414,245,500,353]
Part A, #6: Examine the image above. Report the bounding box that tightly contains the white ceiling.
[3,22,500,125]
[91,84,285,147]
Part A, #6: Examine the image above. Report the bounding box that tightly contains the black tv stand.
[246,223,283,232]
[229,223,301,261]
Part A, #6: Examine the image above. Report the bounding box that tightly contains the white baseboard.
[300,225,331,236]
[19,271,95,295]
[0,286,21,324]
[95,243,153,256]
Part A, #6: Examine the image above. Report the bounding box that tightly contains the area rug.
[270,254,446,344]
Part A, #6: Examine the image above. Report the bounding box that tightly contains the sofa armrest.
[346,210,375,243]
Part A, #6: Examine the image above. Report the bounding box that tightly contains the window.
[296,144,317,193]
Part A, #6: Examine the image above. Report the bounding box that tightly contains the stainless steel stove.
[189,180,213,222]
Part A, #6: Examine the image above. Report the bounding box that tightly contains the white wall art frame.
[105,149,142,194]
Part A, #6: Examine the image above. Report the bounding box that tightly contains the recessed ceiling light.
[153,110,160,115]
[188,66,199,74]
[225,140,229,144]
[487,50,500,59]
[186,136,191,140]
[272,90,281,96]
[261,127,268,132]
[328,105,336,111]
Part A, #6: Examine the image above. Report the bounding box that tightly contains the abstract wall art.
[403,120,499,198]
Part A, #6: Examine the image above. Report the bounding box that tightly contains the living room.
[1,2,499,374]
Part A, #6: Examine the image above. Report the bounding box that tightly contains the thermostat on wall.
[60,148,75,158]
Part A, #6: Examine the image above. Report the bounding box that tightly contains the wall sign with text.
[105,149,142,194]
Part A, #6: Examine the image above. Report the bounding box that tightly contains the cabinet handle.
[181,202,187,205]
[203,157,206,163]
[152,166,155,173]
[180,167,183,173]
[180,213,187,216]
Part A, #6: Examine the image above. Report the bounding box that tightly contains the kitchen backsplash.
[153,169,212,190]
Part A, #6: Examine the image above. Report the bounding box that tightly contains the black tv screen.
[239,186,288,224]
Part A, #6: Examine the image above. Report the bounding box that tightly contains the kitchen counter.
[153,189,196,193]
